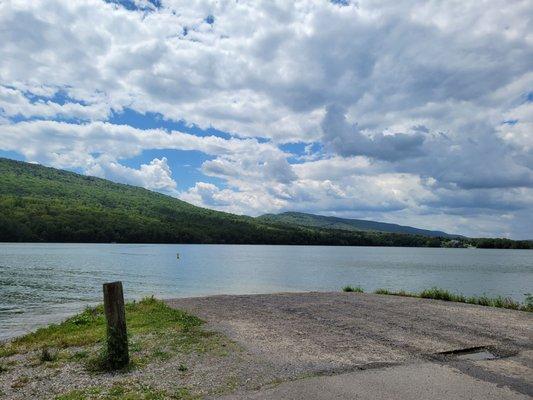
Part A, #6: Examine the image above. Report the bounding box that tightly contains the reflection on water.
[1,243,532,340]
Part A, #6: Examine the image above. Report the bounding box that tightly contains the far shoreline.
[1,241,532,249]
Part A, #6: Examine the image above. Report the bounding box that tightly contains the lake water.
[1,243,532,340]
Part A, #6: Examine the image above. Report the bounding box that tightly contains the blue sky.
[0,0,532,239]
[107,109,230,190]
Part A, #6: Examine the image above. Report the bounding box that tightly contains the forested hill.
[258,212,458,238]
[0,158,531,248]
[0,157,302,244]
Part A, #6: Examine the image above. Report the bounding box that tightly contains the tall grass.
[342,285,364,293]
[420,287,465,302]
[364,287,531,312]
[524,294,533,312]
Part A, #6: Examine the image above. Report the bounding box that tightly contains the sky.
[0,0,532,239]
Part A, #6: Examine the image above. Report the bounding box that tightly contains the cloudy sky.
[1,0,532,239]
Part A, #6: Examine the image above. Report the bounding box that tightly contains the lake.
[1,243,532,340]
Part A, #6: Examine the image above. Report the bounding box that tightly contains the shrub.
[40,347,58,363]
[342,285,364,293]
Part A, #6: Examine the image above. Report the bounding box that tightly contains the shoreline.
[5,290,532,345]
[1,292,532,399]
[2,242,533,250]
[2,287,531,343]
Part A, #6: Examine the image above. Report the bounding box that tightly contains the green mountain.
[0,157,530,248]
[0,157,307,244]
[258,212,459,238]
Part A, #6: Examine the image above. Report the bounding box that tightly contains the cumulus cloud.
[87,156,178,193]
[0,120,286,165]
[201,153,296,185]
[0,119,295,191]
[0,0,532,238]
[321,104,426,161]
[0,86,110,121]
[3,0,529,141]
[181,181,289,215]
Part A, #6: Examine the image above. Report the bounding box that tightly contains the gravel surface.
[0,340,260,399]
[166,292,533,398]
[1,292,531,399]
[0,323,284,399]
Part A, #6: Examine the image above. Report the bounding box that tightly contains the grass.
[0,298,236,399]
[0,297,228,371]
[420,287,465,302]
[342,285,364,293]
[523,294,533,312]
[373,288,415,297]
[55,380,199,400]
[367,286,532,312]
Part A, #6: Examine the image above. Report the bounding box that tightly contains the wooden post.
[103,281,129,369]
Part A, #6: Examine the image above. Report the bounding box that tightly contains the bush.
[40,347,58,362]
[342,285,364,293]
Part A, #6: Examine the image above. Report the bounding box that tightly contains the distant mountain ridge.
[0,157,530,248]
[258,212,461,238]
[0,157,447,246]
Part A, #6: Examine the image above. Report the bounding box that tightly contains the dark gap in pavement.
[438,346,496,357]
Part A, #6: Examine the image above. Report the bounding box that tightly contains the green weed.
[370,286,531,312]
[342,285,364,293]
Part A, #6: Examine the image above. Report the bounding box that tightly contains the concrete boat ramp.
[166,292,533,399]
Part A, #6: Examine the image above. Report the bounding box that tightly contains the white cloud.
[321,104,426,161]
[87,156,178,193]
[0,119,288,166]
[0,86,110,121]
[497,101,533,151]
[3,0,530,141]
[0,0,532,238]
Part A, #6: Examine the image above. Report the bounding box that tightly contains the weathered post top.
[103,281,129,369]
